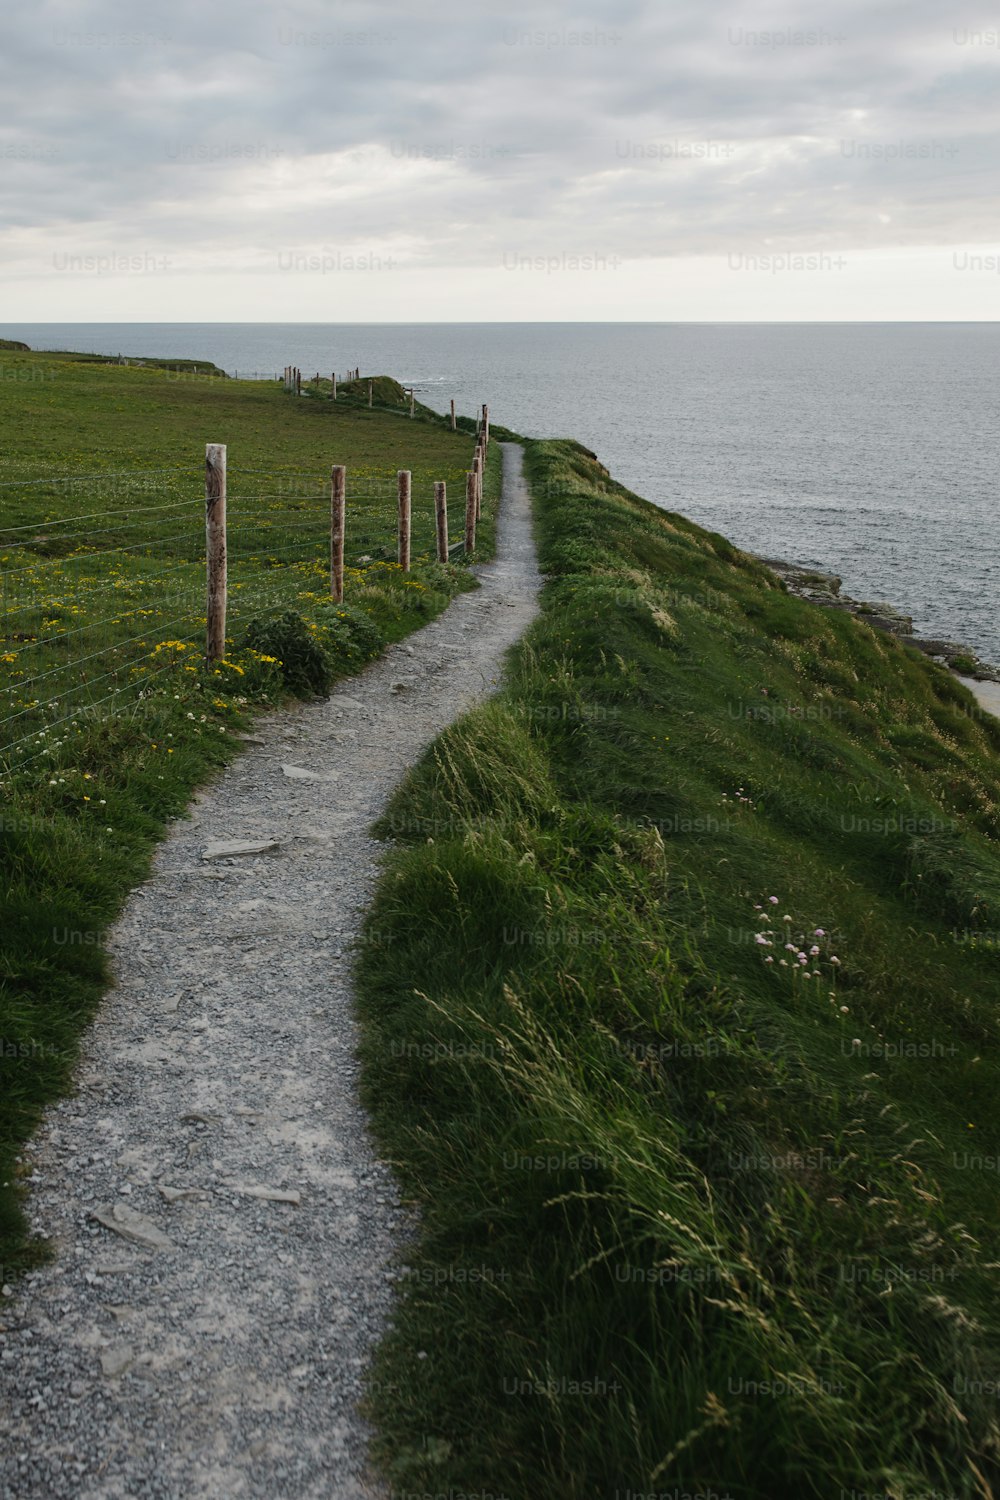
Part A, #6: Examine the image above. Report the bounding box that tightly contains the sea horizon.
[5,319,999,664]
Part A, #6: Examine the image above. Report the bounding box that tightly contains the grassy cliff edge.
[356,437,1000,1499]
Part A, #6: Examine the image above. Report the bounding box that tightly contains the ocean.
[5,321,998,664]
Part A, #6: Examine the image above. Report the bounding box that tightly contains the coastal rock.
[759,555,999,680]
[853,601,914,637]
[900,638,1000,681]
[758,559,842,601]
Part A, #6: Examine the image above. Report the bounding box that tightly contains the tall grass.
[356,439,1000,1498]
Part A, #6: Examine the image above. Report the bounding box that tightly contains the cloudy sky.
[2,0,999,320]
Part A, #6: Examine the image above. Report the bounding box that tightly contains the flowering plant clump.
[722,784,756,808]
[151,639,194,656]
[752,896,847,1011]
[240,610,334,698]
[219,647,285,701]
[311,599,386,669]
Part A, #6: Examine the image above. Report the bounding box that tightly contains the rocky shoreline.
[759,557,1000,684]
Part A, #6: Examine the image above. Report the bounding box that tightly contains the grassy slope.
[356,438,1000,1499]
[0,349,485,508]
[0,349,501,1271]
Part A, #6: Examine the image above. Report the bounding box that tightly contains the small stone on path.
[202,838,281,860]
[229,1185,302,1205]
[281,764,339,782]
[100,1346,134,1378]
[90,1205,174,1252]
[158,1185,205,1204]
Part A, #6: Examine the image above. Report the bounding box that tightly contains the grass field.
[0,349,499,767]
[0,346,501,1269]
[356,438,1000,1498]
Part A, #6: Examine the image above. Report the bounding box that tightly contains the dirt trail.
[0,443,540,1499]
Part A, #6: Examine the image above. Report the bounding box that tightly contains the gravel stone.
[0,445,539,1499]
[280,764,339,783]
[201,838,282,860]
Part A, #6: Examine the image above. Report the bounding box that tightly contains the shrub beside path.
[0,444,541,1499]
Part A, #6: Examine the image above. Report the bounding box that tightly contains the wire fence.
[0,452,481,775]
[279,369,484,434]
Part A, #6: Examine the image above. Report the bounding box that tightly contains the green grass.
[355,438,1000,1499]
[0,347,502,1271]
[0,349,501,766]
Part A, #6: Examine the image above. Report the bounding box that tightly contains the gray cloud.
[1,0,998,306]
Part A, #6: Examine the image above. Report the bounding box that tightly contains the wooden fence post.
[450,399,456,431]
[332,372,337,401]
[434,481,448,563]
[479,439,486,517]
[465,469,477,554]
[397,469,411,572]
[483,404,489,445]
[472,454,482,521]
[205,443,227,662]
[330,464,346,603]
[409,388,415,418]
[368,379,373,408]
[296,368,302,396]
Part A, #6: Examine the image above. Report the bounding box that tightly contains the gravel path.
[0,443,540,1500]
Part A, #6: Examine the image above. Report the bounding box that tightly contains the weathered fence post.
[205,443,227,662]
[368,379,373,408]
[409,388,415,418]
[330,464,346,603]
[479,438,486,517]
[472,454,482,522]
[331,372,337,401]
[450,398,456,431]
[397,469,411,572]
[434,481,448,563]
[465,469,477,554]
[483,404,489,445]
[296,368,302,396]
